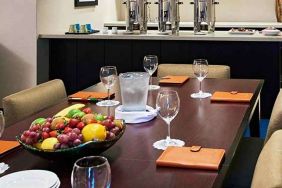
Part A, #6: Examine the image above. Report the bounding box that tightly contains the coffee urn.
[155,0,183,35]
[191,0,219,34]
[123,0,150,34]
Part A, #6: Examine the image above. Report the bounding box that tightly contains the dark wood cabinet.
[132,40,161,71]
[104,40,132,74]
[49,39,281,118]
[76,40,105,91]
[49,39,77,94]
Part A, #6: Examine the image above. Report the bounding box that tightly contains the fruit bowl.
[16,104,126,161]
[16,124,125,160]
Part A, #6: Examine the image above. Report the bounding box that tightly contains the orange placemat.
[159,76,189,85]
[69,91,114,100]
[211,91,253,103]
[0,140,20,155]
[156,146,225,170]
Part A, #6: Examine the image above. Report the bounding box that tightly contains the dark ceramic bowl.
[16,124,126,161]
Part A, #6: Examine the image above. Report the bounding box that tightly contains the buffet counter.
[104,21,282,29]
[40,30,282,42]
[39,29,282,118]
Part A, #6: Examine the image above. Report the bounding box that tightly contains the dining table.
[0,78,263,188]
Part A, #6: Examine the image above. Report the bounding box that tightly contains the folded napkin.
[0,140,20,155]
[0,162,9,174]
[115,105,157,124]
[69,91,114,101]
[156,146,225,170]
[159,76,189,85]
[211,91,253,103]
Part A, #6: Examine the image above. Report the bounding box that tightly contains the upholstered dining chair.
[251,89,282,188]
[2,79,67,127]
[157,64,231,79]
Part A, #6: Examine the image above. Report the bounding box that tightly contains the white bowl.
[262,29,281,36]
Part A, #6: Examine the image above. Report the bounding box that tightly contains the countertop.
[104,21,282,29]
[39,30,282,42]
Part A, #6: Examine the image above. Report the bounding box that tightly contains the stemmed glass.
[153,90,185,150]
[143,55,160,90]
[96,66,120,107]
[190,59,212,99]
[71,156,111,188]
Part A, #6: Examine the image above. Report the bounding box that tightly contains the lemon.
[82,123,106,142]
[41,137,59,150]
[34,142,42,150]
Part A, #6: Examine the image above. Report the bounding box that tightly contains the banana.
[53,103,85,118]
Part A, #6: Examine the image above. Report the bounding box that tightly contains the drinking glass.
[190,59,212,99]
[143,55,160,90]
[71,156,111,188]
[153,90,185,150]
[96,66,120,107]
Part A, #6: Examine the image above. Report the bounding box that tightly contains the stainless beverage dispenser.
[192,0,219,34]
[123,0,150,34]
[155,0,183,35]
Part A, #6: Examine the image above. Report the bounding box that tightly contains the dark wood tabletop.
[0,78,263,188]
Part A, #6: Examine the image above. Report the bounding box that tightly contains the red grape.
[78,134,83,141]
[43,122,51,128]
[69,119,80,128]
[30,124,40,132]
[46,117,53,123]
[107,132,116,140]
[72,128,81,135]
[60,143,69,149]
[23,130,31,137]
[69,132,78,141]
[54,143,61,150]
[20,135,27,142]
[82,107,92,114]
[42,127,50,133]
[73,139,82,146]
[58,123,66,130]
[107,115,115,121]
[102,119,114,130]
[57,134,70,144]
[110,127,120,135]
[25,137,34,145]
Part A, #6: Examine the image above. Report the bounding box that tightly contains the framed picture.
[75,0,98,7]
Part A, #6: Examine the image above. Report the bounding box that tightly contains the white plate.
[0,170,59,188]
[50,179,61,188]
[262,29,281,36]
[228,29,256,35]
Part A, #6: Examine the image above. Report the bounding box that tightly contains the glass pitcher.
[119,72,150,111]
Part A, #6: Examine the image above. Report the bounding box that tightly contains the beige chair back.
[251,130,282,188]
[2,79,67,126]
[157,64,231,79]
[264,89,282,143]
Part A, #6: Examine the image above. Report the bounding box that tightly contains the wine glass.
[71,156,111,188]
[153,90,185,150]
[0,111,4,138]
[143,55,160,90]
[96,66,120,107]
[190,59,212,99]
